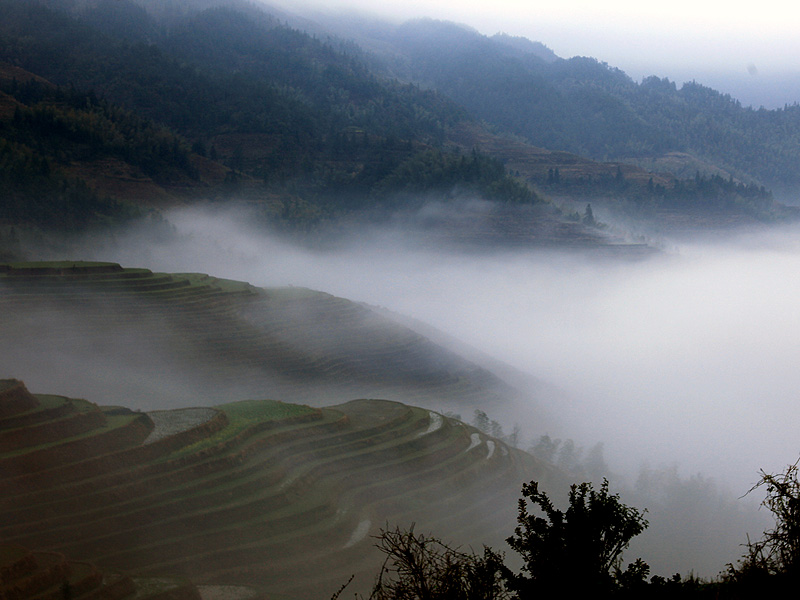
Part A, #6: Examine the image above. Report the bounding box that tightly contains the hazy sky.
[277,0,800,107]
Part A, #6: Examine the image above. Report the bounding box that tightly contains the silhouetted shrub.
[505,479,648,598]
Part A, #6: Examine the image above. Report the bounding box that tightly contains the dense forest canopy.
[0,0,536,230]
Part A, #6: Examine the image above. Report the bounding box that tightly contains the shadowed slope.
[0,380,552,599]
[0,542,203,600]
[0,262,517,410]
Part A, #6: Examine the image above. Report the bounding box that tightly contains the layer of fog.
[58,203,800,575]
[0,294,245,410]
[80,207,797,480]
[88,206,800,484]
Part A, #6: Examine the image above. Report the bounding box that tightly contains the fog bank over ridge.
[67,205,800,497]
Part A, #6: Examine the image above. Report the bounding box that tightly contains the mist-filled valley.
[6,203,794,577]
[68,206,800,489]
[5,0,800,596]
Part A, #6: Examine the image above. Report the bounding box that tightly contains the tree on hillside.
[583,203,596,226]
[528,436,608,482]
[504,479,649,598]
[472,409,491,433]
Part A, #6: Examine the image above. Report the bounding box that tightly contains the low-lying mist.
[49,202,800,577]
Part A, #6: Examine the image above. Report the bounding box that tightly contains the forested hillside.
[0,76,201,228]
[360,18,800,199]
[1,0,797,242]
[0,0,535,232]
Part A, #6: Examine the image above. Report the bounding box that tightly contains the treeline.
[0,78,200,229]
[542,165,775,216]
[5,80,193,179]
[0,137,127,229]
[374,149,535,204]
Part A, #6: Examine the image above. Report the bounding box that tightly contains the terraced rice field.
[0,262,515,409]
[0,379,552,599]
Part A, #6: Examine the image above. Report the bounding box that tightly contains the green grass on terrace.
[33,395,70,407]
[221,400,316,426]
[0,265,261,301]
[175,273,257,294]
[38,395,93,411]
[164,400,318,460]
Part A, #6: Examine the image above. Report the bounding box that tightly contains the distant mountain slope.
[349,18,800,199]
[0,262,518,409]
[0,379,554,598]
[490,33,559,63]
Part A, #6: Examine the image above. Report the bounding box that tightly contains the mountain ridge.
[0,0,796,248]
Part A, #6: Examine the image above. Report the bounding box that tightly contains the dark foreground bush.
[333,525,509,600]
[504,479,649,598]
[343,472,800,599]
